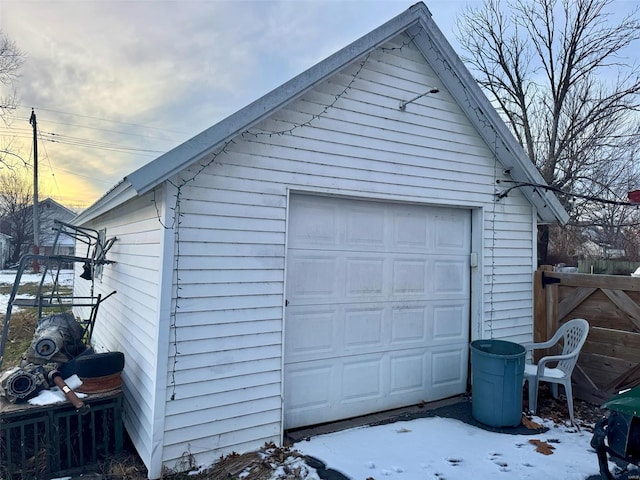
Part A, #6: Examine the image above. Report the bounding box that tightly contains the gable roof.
[17,197,77,217]
[76,2,569,225]
[39,197,78,217]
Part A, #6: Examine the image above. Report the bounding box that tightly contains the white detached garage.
[72,3,568,478]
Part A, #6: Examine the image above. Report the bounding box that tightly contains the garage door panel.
[285,346,463,427]
[288,254,339,298]
[342,356,384,402]
[286,362,334,411]
[434,213,471,252]
[432,303,468,343]
[392,259,427,295]
[289,201,338,247]
[346,256,385,297]
[344,307,384,350]
[285,307,336,358]
[393,211,429,249]
[285,195,471,429]
[389,351,428,395]
[432,258,470,296]
[390,306,427,344]
[345,206,385,247]
[431,346,468,392]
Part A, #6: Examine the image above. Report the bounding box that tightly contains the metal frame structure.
[0,221,116,369]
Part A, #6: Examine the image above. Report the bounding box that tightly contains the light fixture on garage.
[399,88,440,110]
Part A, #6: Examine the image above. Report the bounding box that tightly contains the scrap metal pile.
[0,221,123,411]
[0,311,124,412]
[0,312,85,404]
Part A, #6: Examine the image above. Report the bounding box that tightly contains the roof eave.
[73,180,137,225]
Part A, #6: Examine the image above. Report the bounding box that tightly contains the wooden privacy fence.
[534,266,640,405]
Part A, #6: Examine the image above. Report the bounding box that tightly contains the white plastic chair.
[523,318,589,425]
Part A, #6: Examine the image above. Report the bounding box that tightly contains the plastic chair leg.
[527,376,538,414]
[564,381,575,425]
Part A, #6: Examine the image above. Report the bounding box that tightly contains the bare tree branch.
[457,0,640,262]
[0,31,24,122]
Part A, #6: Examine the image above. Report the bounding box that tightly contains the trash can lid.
[470,339,525,357]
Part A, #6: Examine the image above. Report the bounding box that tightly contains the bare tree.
[457,0,640,263]
[0,31,24,122]
[0,171,34,264]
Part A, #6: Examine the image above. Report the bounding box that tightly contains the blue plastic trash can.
[470,339,526,427]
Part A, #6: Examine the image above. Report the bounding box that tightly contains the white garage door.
[284,195,471,429]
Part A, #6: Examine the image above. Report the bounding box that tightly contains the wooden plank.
[574,364,600,391]
[562,290,639,331]
[603,362,640,393]
[602,288,640,331]
[557,287,597,322]
[587,326,640,349]
[572,383,612,404]
[583,339,640,364]
[533,269,546,344]
[542,271,640,291]
[539,283,559,361]
[580,352,636,386]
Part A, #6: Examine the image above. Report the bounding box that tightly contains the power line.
[16,104,188,135]
[52,165,118,186]
[2,116,183,142]
[37,128,60,194]
[0,126,164,156]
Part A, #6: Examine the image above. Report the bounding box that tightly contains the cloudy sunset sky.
[0,0,636,210]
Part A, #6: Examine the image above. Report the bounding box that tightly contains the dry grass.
[2,309,39,367]
[92,443,304,480]
[0,283,74,367]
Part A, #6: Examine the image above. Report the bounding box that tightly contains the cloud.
[0,0,417,207]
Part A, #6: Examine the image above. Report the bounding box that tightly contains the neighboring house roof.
[9,197,77,218]
[39,197,78,218]
[75,2,569,225]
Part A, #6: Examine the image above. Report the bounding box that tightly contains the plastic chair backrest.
[552,318,589,375]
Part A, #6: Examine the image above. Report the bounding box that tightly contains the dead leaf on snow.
[396,428,411,433]
[522,416,543,430]
[528,439,555,455]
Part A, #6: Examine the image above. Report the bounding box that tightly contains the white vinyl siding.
[73,191,167,473]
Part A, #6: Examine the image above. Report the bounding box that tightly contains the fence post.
[534,265,555,361]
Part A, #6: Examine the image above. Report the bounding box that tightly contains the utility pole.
[29,109,39,273]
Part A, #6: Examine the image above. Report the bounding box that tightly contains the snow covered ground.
[0,269,74,313]
[293,415,604,480]
[2,268,609,480]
